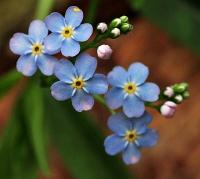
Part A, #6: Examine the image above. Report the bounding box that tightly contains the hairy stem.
[93,95,116,115]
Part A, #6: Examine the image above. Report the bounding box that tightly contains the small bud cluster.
[163,82,189,103]
[96,15,133,39]
[96,15,133,59]
[161,82,189,118]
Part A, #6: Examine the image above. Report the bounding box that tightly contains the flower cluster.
[10,6,93,76]
[160,82,189,118]
[9,5,189,165]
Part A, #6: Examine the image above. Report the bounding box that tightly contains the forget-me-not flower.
[9,20,57,76]
[105,62,160,118]
[44,6,93,57]
[51,53,108,112]
[104,112,158,165]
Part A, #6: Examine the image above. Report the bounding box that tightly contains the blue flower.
[9,20,57,76]
[104,112,158,165]
[44,6,93,57]
[51,53,108,112]
[105,63,160,118]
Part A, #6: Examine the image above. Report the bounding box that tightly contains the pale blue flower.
[105,62,160,118]
[9,20,57,76]
[44,6,93,57]
[51,53,108,112]
[104,112,158,165]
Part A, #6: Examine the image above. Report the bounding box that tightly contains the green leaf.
[35,0,54,19]
[44,91,133,179]
[0,70,22,99]
[23,80,49,175]
[129,0,200,55]
[0,97,37,179]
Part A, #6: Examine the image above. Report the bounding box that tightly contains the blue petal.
[75,53,97,80]
[44,33,63,53]
[73,23,93,42]
[133,111,152,134]
[28,20,48,43]
[45,12,65,32]
[65,6,83,28]
[36,54,57,76]
[72,90,94,112]
[128,63,149,85]
[9,33,31,55]
[105,87,124,109]
[54,59,76,83]
[107,113,132,136]
[107,66,128,87]
[104,135,127,156]
[122,143,141,165]
[136,129,158,147]
[16,54,37,76]
[51,81,73,101]
[85,74,108,94]
[137,82,160,102]
[61,39,80,57]
[123,95,145,118]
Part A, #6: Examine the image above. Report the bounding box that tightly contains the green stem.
[145,102,160,111]
[85,0,100,23]
[80,33,108,53]
[35,0,54,19]
[93,95,116,115]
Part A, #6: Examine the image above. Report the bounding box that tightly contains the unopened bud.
[97,22,108,33]
[110,28,120,38]
[120,15,129,23]
[163,86,174,98]
[173,83,188,93]
[121,23,132,33]
[183,91,190,99]
[174,95,183,103]
[160,101,177,118]
[97,44,113,60]
[110,18,121,28]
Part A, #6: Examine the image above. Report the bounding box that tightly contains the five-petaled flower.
[44,6,93,57]
[105,62,160,118]
[9,20,57,76]
[51,53,108,112]
[104,112,158,165]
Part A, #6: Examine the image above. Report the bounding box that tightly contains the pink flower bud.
[97,45,113,60]
[160,101,177,118]
[97,22,108,33]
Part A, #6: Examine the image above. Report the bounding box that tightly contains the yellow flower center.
[32,44,44,56]
[71,77,85,89]
[61,27,74,38]
[73,7,81,12]
[125,130,138,143]
[124,82,137,94]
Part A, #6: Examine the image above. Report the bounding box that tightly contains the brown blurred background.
[0,0,200,179]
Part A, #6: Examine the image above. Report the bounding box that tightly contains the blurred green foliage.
[0,86,38,179]
[23,81,49,175]
[129,0,200,55]
[0,70,21,99]
[0,0,34,42]
[45,91,132,179]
